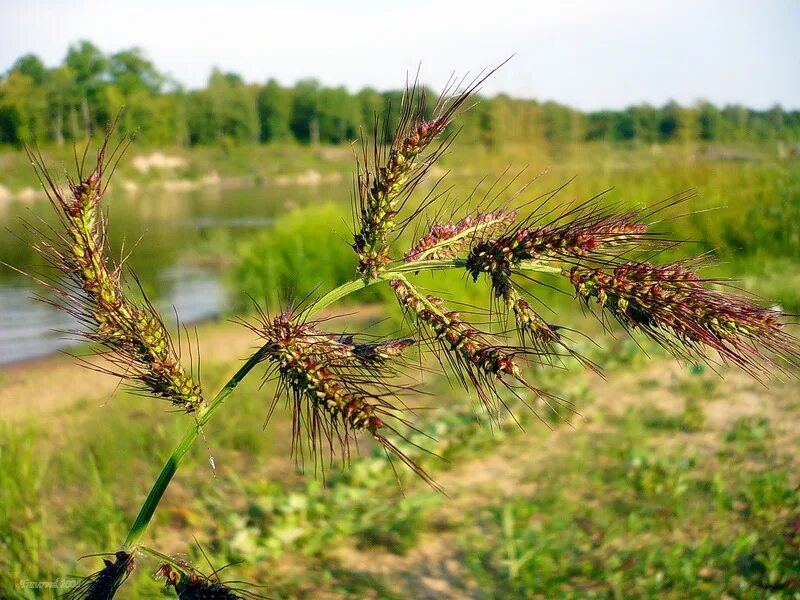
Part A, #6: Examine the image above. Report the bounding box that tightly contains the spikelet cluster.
[250,310,434,481]
[405,209,517,262]
[465,211,652,284]
[454,196,695,358]
[27,138,203,411]
[568,261,799,375]
[261,313,387,435]
[354,77,489,278]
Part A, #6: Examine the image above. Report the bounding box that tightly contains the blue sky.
[1,0,798,110]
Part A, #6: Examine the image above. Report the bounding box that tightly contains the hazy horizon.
[2,0,799,111]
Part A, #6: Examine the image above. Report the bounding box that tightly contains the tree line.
[2,41,799,149]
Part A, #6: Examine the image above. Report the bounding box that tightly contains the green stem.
[297,272,392,321]
[515,260,563,275]
[297,258,508,318]
[391,258,563,276]
[139,544,189,572]
[391,259,468,272]
[124,258,561,549]
[124,350,264,548]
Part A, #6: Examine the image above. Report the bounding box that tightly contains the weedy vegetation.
[6,67,800,598]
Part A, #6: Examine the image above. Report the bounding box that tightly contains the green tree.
[291,79,321,144]
[109,48,164,95]
[356,87,385,134]
[541,101,583,143]
[721,105,749,142]
[257,79,293,142]
[185,90,215,145]
[613,110,636,141]
[65,40,109,137]
[585,111,615,141]
[44,65,77,144]
[104,48,185,144]
[697,101,723,141]
[3,42,800,149]
[318,86,359,143]
[628,104,659,142]
[659,101,697,143]
[0,71,48,145]
[10,54,48,85]
[3,54,51,144]
[187,69,258,145]
[380,89,405,143]
[765,104,785,140]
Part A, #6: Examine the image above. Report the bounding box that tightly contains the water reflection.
[160,264,228,325]
[0,283,77,363]
[0,180,350,364]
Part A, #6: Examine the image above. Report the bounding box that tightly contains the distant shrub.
[234,203,388,308]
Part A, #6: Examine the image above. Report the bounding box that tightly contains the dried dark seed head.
[174,578,242,600]
[66,551,134,600]
[157,564,253,600]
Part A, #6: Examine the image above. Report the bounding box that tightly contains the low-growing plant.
[11,68,800,597]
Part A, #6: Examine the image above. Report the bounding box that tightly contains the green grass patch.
[459,410,799,598]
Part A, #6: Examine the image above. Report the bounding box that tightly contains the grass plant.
[10,69,799,598]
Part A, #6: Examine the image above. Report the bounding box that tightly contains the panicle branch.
[464,207,656,284]
[453,192,694,361]
[26,135,203,411]
[405,209,518,262]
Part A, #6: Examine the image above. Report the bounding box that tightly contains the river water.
[0,180,350,364]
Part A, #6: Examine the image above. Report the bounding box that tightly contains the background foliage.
[2,41,800,148]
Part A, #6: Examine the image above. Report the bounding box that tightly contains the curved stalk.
[124,349,265,548]
[390,258,563,275]
[297,272,393,320]
[391,259,469,272]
